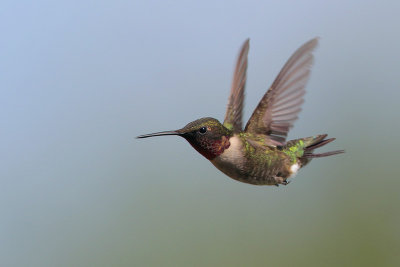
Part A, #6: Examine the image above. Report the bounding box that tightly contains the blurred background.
[1,0,399,266]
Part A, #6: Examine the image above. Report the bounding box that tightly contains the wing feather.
[223,39,250,133]
[244,38,319,145]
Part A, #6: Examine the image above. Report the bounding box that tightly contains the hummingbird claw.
[275,176,290,186]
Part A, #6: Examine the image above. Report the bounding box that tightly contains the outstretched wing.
[223,39,250,133]
[244,38,318,145]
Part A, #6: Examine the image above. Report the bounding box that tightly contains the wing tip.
[305,37,319,51]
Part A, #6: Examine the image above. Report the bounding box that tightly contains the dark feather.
[302,134,345,158]
[302,150,345,158]
[245,38,319,145]
[223,39,250,133]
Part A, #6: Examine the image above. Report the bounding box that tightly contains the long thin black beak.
[136,130,180,139]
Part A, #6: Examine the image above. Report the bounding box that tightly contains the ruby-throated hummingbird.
[137,38,344,186]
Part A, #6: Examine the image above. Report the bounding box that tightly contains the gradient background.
[1,1,399,266]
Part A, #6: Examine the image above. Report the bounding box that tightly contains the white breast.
[210,135,245,180]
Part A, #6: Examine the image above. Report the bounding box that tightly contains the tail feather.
[305,137,335,150]
[301,134,344,159]
[303,150,345,158]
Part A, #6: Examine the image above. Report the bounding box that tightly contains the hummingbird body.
[212,134,300,185]
[137,38,344,186]
[211,133,334,185]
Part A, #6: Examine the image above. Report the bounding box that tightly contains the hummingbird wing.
[244,38,318,145]
[223,39,250,133]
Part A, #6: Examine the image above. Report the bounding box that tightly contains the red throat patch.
[188,136,231,160]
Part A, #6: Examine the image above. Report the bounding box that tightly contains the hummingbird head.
[137,117,233,160]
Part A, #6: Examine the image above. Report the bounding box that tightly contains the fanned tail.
[301,134,345,159]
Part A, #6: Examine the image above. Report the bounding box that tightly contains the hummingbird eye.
[199,127,207,134]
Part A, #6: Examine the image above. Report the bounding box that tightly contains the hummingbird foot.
[275,176,290,186]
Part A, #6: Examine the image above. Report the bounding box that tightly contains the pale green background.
[1,0,399,266]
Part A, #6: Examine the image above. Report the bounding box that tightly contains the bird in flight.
[137,38,344,186]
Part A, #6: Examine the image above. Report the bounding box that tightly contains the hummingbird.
[137,38,344,186]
